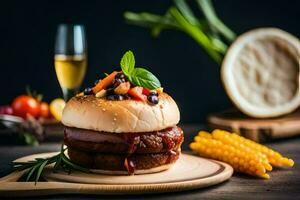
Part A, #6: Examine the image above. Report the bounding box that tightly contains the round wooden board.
[0,152,233,196]
[208,109,300,142]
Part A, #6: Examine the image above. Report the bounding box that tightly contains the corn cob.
[194,136,268,174]
[190,137,270,179]
[211,129,272,171]
[215,130,294,167]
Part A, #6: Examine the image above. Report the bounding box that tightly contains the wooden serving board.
[0,152,233,197]
[208,109,300,142]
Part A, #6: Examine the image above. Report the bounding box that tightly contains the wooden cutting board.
[208,109,300,142]
[0,152,233,197]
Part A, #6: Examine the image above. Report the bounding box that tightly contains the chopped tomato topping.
[128,87,147,101]
[142,88,151,96]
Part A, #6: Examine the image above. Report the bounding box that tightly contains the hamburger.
[61,51,184,175]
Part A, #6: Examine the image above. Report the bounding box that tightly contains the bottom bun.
[67,147,180,175]
[90,163,175,175]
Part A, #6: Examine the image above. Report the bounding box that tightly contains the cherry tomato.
[39,102,50,118]
[12,95,40,119]
[0,105,13,115]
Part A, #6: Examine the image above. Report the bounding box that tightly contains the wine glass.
[54,24,87,101]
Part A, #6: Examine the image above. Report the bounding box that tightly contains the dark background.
[1,0,300,123]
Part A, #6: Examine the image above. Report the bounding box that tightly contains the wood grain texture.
[0,154,233,197]
[0,124,299,199]
[208,109,300,142]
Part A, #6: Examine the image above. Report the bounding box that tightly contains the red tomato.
[12,95,40,119]
[128,87,147,101]
[39,102,50,118]
[142,88,151,96]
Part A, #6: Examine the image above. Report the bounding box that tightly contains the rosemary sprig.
[11,144,90,183]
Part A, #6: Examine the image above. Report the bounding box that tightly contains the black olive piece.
[115,73,125,79]
[117,95,124,101]
[112,78,123,85]
[106,94,115,100]
[149,91,158,96]
[106,94,124,101]
[112,79,125,88]
[83,87,93,95]
[122,76,128,82]
[106,87,115,95]
[148,94,159,104]
[123,94,131,100]
[106,95,115,100]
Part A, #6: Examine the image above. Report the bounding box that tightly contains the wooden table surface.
[0,124,299,200]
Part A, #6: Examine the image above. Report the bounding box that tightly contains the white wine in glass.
[54,24,87,101]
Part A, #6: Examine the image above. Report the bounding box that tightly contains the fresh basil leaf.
[129,68,161,89]
[120,50,135,76]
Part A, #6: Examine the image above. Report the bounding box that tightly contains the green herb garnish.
[120,50,161,90]
[22,132,39,146]
[11,144,89,184]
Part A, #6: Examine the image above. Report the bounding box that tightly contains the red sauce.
[123,134,140,174]
[166,150,178,164]
[159,127,183,151]
[122,127,182,175]
[124,157,135,175]
[123,134,140,154]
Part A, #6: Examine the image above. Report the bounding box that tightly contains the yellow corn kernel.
[212,129,272,171]
[218,130,294,167]
[190,138,270,179]
[198,131,212,139]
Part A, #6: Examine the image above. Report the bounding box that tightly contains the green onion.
[124,0,236,64]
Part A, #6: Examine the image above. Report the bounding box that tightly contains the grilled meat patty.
[64,126,183,154]
[67,147,180,171]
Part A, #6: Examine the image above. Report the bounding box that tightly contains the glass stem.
[62,88,78,101]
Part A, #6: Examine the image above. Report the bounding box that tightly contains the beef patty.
[64,126,184,154]
[67,147,180,172]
